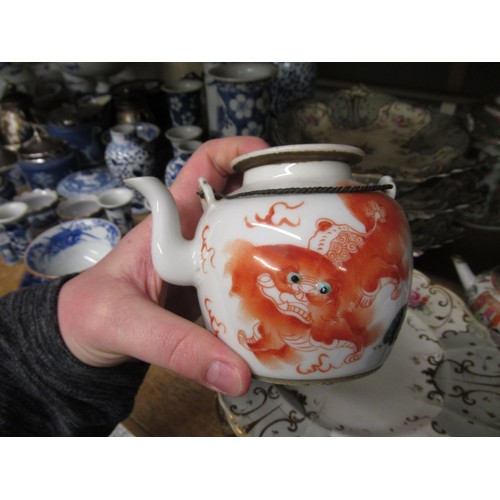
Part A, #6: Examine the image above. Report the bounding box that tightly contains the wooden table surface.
[1,225,498,437]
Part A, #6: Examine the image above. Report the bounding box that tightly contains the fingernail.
[205,361,243,395]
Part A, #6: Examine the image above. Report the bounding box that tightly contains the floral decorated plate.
[56,166,119,198]
[270,86,472,183]
[218,270,500,436]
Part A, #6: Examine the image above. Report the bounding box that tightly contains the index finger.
[170,136,269,239]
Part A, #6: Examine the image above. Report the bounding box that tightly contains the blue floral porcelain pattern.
[105,125,158,212]
[164,152,193,187]
[2,220,29,260]
[166,91,202,127]
[215,81,272,138]
[19,151,77,190]
[26,219,120,276]
[270,62,317,116]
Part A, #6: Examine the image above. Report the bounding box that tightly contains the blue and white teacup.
[14,188,59,229]
[0,201,30,262]
[162,79,204,127]
[165,125,203,156]
[209,63,277,139]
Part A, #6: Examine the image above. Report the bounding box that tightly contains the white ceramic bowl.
[14,189,59,228]
[25,218,120,279]
[57,194,102,220]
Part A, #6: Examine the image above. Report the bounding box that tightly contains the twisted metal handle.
[198,184,394,200]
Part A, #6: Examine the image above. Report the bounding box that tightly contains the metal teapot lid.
[18,129,70,160]
[48,102,101,126]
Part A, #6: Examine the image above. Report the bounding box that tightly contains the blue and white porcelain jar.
[18,133,78,190]
[46,103,104,167]
[209,63,277,138]
[104,123,159,212]
[162,79,204,127]
[164,140,201,187]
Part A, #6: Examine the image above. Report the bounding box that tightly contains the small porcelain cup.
[0,201,30,262]
[56,194,102,221]
[14,188,59,229]
[165,125,203,156]
[162,79,204,127]
[97,187,134,234]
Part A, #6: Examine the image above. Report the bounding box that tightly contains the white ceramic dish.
[218,270,500,437]
[56,167,119,198]
[25,218,120,279]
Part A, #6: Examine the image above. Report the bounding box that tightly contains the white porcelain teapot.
[126,144,413,384]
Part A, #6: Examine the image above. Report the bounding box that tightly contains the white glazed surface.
[128,144,412,383]
[14,189,58,212]
[57,194,101,220]
[97,187,134,209]
[0,201,29,223]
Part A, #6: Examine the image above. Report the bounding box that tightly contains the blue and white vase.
[104,123,159,212]
[162,79,204,127]
[270,62,317,117]
[209,63,277,139]
[164,140,201,187]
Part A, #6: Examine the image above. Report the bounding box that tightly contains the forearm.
[0,276,148,436]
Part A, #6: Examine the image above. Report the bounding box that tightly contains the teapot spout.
[451,254,477,292]
[124,176,195,286]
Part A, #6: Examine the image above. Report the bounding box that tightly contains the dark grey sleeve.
[0,275,149,436]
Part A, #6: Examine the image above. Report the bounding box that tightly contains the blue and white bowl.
[25,218,120,279]
[56,166,119,198]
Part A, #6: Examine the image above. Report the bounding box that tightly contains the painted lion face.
[225,241,342,330]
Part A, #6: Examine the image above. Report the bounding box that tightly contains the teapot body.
[190,145,413,383]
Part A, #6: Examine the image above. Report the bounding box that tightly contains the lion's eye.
[287,272,301,284]
[317,281,332,295]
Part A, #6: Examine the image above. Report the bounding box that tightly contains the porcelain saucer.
[57,166,119,198]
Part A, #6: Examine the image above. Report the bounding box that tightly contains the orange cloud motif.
[245,201,304,228]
